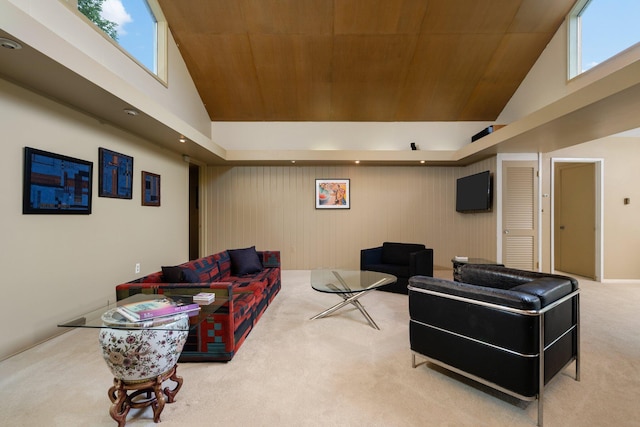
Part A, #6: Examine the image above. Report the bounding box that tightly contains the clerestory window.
[73,0,167,82]
[568,0,640,78]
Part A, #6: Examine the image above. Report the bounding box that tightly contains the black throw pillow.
[228,246,263,276]
[162,266,184,282]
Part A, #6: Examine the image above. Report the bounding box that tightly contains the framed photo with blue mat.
[142,171,161,206]
[98,147,133,199]
[23,147,93,214]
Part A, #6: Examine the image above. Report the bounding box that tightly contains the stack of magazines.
[193,292,216,304]
[116,298,200,322]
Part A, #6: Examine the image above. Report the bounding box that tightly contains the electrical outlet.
[135,263,141,274]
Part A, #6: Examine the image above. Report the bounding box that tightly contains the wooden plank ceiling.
[158,0,577,121]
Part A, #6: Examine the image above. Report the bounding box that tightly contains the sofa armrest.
[259,251,281,268]
[361,246,383,268]
[410,249,434,277]
[408,276,542,311]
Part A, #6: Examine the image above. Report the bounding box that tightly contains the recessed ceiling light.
[291,160,296,164]
[0,38,22,50]
[355,160,360,164]
[420,160,426,164]
[179,136,187,143]
[123,108,139,116]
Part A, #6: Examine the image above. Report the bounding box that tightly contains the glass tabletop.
[310,269,396,293]
[58,293,227,331]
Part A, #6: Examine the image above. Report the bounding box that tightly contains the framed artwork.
[98,147,133,199]
[141,171,161,206]
[23,147,93,214]
[315,179,350,209]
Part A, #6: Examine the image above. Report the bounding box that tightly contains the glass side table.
[58,293,226,427]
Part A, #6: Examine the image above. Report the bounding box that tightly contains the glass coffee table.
[58,293,226,426]
[310,269,396,330]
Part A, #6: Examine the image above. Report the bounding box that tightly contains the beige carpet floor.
[1,270,639,427]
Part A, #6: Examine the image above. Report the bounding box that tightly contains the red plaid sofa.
[115,249,281,362]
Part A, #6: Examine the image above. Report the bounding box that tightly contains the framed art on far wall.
[141,171,160,206]
[98,147,133,199]
[23,147,93,214]
[315,179,350,209]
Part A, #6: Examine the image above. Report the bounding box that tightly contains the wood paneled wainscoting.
[203,159,496,270]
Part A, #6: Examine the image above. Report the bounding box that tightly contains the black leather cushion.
[510,277,573,307]
[228,246,263,276]
[460,264,579,293]
[381,242,425,265]
[459,265,528,289]
[365,263,409,279]
[162,266,184,282]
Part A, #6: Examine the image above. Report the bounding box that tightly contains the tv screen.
[456,171,492,213]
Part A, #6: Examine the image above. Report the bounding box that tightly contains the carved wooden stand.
[107,364,183,426]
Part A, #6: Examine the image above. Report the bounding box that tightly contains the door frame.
[185,157,209,260]
[550,157,604,281]
[496,153,542,269]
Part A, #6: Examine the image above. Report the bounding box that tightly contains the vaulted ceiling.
[158,0,578,122]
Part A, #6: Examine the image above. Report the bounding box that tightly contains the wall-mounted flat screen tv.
[456,170,492,213]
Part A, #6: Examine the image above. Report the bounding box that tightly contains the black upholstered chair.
[360,242,433,294]
[408,264,580,426]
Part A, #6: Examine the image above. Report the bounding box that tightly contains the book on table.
[193,292,215,304]
[110,310,194,327]
[116,297,200,321]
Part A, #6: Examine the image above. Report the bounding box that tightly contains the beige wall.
[0,78,190,360]
[541,136,640,280]
[2,0,214,146]
[203,158,497,270]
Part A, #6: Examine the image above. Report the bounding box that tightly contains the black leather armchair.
[408,264,580,426]
[361,242,433,294]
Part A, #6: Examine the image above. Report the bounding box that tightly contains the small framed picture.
[141,171,160,206]
[315,179,350,209]
[98,147,133,199]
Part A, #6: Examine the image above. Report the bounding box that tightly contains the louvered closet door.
[502,161,538,270]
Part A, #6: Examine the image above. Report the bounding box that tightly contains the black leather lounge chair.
[360,242,433,294]
[408,264,580,426]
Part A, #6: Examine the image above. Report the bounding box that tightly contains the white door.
[502,161,538,270]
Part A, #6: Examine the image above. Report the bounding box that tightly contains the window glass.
[580,0,640,72]
[570,0,640,77]
[78,0,164,78]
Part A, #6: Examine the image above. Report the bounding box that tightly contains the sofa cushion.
[510,277,574,307]
[184,256,221,282]
[162,266,184,282]
[381,242,426,265]
[181,268,200,283]
[228,246,264,276]
[162,265,206,283]
[229,276,267,297]
[214,251,232,278]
